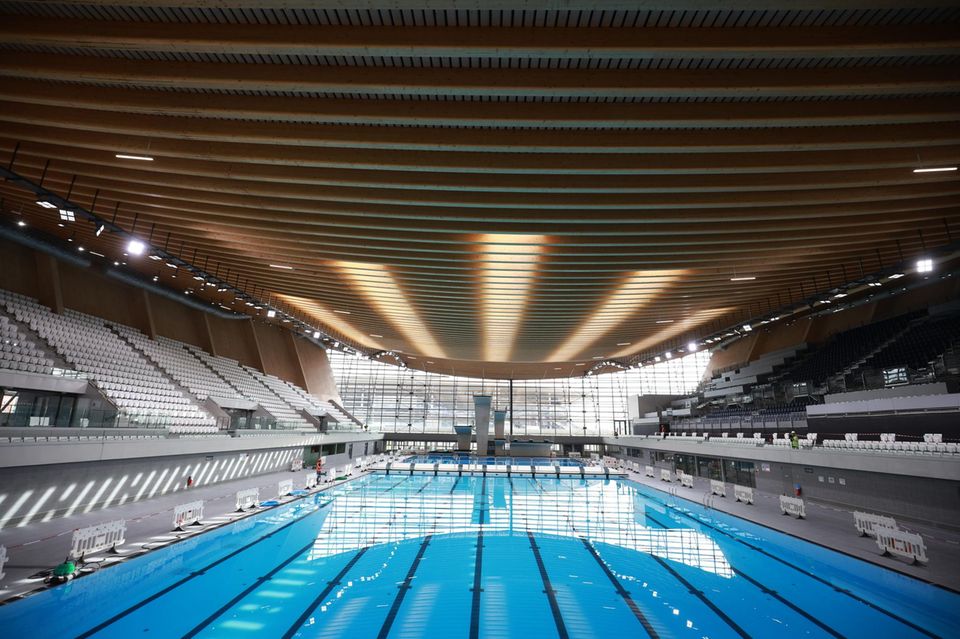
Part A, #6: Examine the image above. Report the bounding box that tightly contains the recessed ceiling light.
[888,273,905,279]
[334,309,351,314]
[115,153,154,161]
[655,319,673,324]
[312,331,320,339]
[616,342,631,346]
[152,275,159,282]
[370,334,383,338]
[266,310,276,318]
[575,363,585,366]
[913,166,957,173]
[730,276,756,281]
[77,246,85,252]
[554,367,562,370]
[58,209,75,222]
[868,282,882,287]
[833,293,847,298]
[36,200,56,209]
[269,264,293,270]
[89,251,105,257]
[16,220,25,227]
[742,324,753,331]
[166,262,178,269]
[127,239,145,255]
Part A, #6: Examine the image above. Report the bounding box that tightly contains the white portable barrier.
[854,511,898,537]
[69,520,126,560]
[734,485,754,505]
[173,500,204,531]
[779,495,806,519]
[645,465,655,478]
[874,525,928,564]
[235,487,259,511]
[278,479,294,497]
[290,458,304,472]
[304,473,318,490]
[680,473,694,489]
[710,480,726,497]
[0,544,7,581]
[660,469,673,482]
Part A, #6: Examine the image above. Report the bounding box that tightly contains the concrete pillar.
[474,395,492,456]
[493,409,506,456]
[33,252,63,314]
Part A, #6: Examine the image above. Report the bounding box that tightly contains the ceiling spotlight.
[113,261,120,266]
[17,219,25,227]
[269,264,294,270]
[868,282,883,287]
[912,166,957,173]
[833,292,847,299]
[742,324,753,332]
[115,153,154,161]
[654,356,661,362]
[152,275,159,282]
[58,209,75,221]
[77,246,85,252]
[917,258,934,273]
[665,351,672,359]
[127,239,146,255]
[95,224,105,237]
[312,331,320,339]
[730,276,756,282]
[687,341,698,352]
[888,273,905,279]
[36,200,56,209]
[267,310,277,318]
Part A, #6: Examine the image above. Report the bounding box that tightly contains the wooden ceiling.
[1,2,959,378]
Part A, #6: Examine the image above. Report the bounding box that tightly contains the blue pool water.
[403,453,583,466]
[1,473,957,638]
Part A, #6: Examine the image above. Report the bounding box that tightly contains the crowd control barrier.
[779,495,806,519]
[304,474,318,490]
[734,485,754,505]
[679,473,694,489]
[0,544,7,581]
[173,500,204,531]
[874,525,928,564]
[645,466,655,478]
[290,458,303,472]
[854,511,898,537]
[235,488,259,511]
[661,469,673,482]
[278,479,294,497]
[710,480,726,497]
[69,520,126,560]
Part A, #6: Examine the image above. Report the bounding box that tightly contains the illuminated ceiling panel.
[477,234,546,362]
[610,307,734,359]
[548,270,684,362]
[276,293,385,351]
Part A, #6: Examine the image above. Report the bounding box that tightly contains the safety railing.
[69,520,126,560]
[173,500,204,531]
[235,487,259,511]
[853,511,897,537]
[710,479,726,497]
[734,485,754,505]
[779,495,806,519]
[874,525,928,564]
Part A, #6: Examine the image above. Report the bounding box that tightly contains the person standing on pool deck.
[315,458,323,482]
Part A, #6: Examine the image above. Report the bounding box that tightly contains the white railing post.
[278,479,294,497]
[710,480,726,497]
[661,469,673,482]
[734,485,754,505]
[173,500,204,531]
[69,520,126,560]
[853,511,898,537]
[235,487,259,511]
[779,495,806,519]
[874,525,928,564]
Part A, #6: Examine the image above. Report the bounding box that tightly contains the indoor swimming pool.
[0,473,956,638]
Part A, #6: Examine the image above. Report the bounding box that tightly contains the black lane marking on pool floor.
[182,537,328,638]
[528,531,569,639]
[478,476,487,526]
[640,491,942,639]
[281,548,369,639]
[376,534,433,639]
[469,530,484,639]
[649,555,752,638]
[74,500,333,639]
[383,476,411,492]
[415,478,433,493]
[579,539,660,639]
[643,511,844,639]
[449,477,461,493]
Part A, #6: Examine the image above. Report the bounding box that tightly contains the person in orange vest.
[315,458,323,483]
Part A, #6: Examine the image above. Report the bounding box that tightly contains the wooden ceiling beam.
[2,53,957,97]
[10,150,960,200]
[4,18,958,58]
[3,102,959,153]
[5,124,960,174]
[4,80,958,129]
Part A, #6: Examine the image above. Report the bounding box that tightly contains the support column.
[245,319,266,373]
[33,252,63,314]
[493,409,506,456]
[474,395,492,457]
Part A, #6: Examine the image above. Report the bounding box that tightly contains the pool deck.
[622,466,960,593]
[0,466,364,604]
[1,464,957,607]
